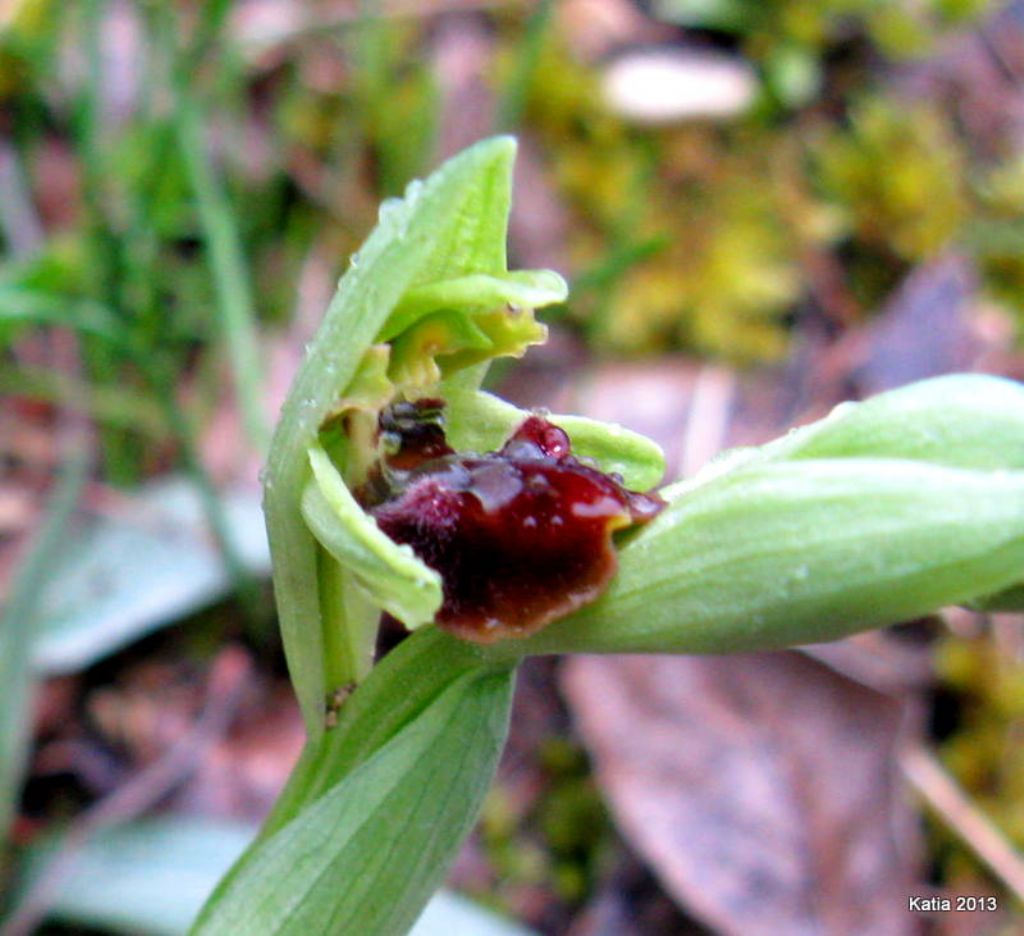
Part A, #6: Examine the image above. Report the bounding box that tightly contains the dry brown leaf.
[174,681,305,820]
[432,13,495,162]
[801,628,935,696]
[857,253,980,396]
[562,652,923,936]
[562,357,790,480]
[559,358,703,480]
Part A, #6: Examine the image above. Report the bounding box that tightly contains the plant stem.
[316,555,378,694]
[77,0,137,485]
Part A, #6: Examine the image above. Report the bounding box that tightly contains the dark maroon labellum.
[366,402,664,644]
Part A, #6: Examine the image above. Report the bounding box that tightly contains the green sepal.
[550,414,666,491]
[656,373,1024,610]
[302,444,442,630]
[330,345,394,417]
[765,373,1024,469]
[440,387,533,452]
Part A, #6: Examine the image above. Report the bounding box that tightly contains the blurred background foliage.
[2,0,1024,931]
[7,0,1024,376]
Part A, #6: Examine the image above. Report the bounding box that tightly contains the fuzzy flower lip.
[363,401,664,644]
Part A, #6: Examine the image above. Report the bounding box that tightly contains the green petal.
[388,311,493,390]
[302,445,442,630]
[443,388,665,490]
[380,270,567,342]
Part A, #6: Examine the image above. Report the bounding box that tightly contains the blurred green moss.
[812,98,968,261]
[476,736,612,916]
[4,0,1017,384]
[517,34,838,360]
[501,0,1024,359]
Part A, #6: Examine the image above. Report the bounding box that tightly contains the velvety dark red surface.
[367,404,663,643]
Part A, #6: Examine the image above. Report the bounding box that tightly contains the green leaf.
[495,458,1024,657]
[0,452,86,841]
[33,477,269,676]
[412,891,536,936]
[259,628,498,839]
[16,816,534,936]
[17,818,257,936]
[190,656,515,936]
[191,630,507,933]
